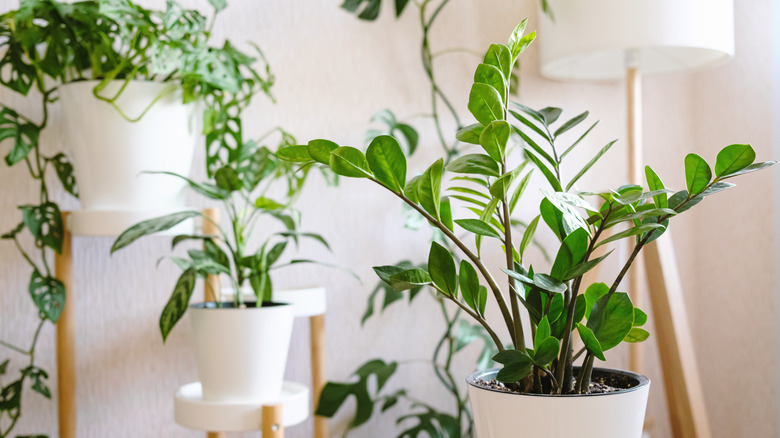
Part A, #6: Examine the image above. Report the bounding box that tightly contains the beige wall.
[0,1,775,437]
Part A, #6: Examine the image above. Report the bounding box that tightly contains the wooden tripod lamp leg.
[202,208,225,438]
[262,404,284,437]
[55,212,77,438]
[310,314,329,438]
[644,236,712,438]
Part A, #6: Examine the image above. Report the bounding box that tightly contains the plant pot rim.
[190,301,292,310]
[466,367,650,398]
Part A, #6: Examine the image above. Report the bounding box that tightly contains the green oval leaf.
[459,260,480,313]
[330,146,373,178]
[533,337,560,366]
[446,154,499,177]
[418,159,444,219]
[714,144,756,177]
[277,145,313,162]
[468,83,504,126]
[587,292,634,351]
[366,135,406,192]
[308,139,339,165]
[455,218,501,239]
[479,120,510,162]
[389,268,432,292]
[576,323,605,361]
[684,153,712,195]
[455,123,484,145]
[483,43,512,81]
[474,63,506,104]
[428,242,458,296]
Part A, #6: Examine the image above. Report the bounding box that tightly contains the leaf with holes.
[20,202,63,253]
[28,271,65,323]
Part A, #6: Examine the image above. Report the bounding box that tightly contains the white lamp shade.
[538,0,735,81]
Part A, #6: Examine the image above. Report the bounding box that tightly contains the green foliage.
[300,19,776,401]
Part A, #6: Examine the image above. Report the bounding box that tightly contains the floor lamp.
[537,1,734,437]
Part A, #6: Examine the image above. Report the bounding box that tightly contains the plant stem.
[501,163,525,350]
[373,178,513,349]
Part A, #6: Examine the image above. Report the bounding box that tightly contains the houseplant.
[0,0,272,432]
[1,0,275,234]
[110,126,337,403]
[279,20,775,437]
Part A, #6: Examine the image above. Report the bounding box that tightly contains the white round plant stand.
[58,80,198,236]
[174,381,309,433]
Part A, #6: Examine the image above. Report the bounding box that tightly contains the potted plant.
[0,0,273,235]
[109,126,336,403]
[278,20,775,437]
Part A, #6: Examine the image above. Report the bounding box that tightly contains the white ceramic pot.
[467,368,650,438]
[189,301,295,403]
[57,80,198,235]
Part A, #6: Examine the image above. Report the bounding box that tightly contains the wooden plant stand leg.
[263,404,284,437]
[202,209,223,438]
[310,314,328,438]
[55,212,77,438]
[644,235,712,438]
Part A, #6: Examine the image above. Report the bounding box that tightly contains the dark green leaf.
[596,223,664,248]
[440,196,454,232]
[160,268,197,342]
[583,283,609,320]
[29,271,65,323]
[214,165,241,191]
[112,211,201,253]
[554,111,589,138]
[459,260,480,313]
[428,242,458,296]
[495,358,533,383]
[51,153,78,197]
[455,219,501,239]
[20,202,63,253]
[533,337,559,366]
[525,149,562,192]
[587,292,634,351]
[550,227,589,281]
[564,250,614,281]
[518,214,540,260]
[533,273,567,294]
[389,268,432,292]
[576,323,605,361]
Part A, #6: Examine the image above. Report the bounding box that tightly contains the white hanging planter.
[466,368,650,438]
[57,80,198,236]
[189,301,295,403]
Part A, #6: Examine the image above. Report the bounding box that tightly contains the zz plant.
[279,20,775,398]
[0,1,271,434]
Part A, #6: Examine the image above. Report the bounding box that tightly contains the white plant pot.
[467,368,650,438]
[57,80,198,236]
[189,301,295,403]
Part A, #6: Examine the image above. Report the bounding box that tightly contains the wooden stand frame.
[55,209,329,438]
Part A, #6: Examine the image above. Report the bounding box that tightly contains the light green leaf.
[483,43,512,80]
[550,227,589,280]
[330,146,373,178]
[479,120,510,161]
[446,154,500,177]
[645,166,668,208]
[509,169,533,214]
[455,219,501,239]
[684,153,712,195]
[489,171,517,201]
[366,135,406,192]
[526,149,562,192]
[533,273,567,294]
[718,161,775,179]
[474,64,506,104]
[389,268,432,291]
[534,316,551,350]
[595,223,664,248]
[583,283,609,320]
[308,139,339,165]
[112,211,201,253]
[440,197,454,232]
[554,111,589,138]
[633,308,648,327]
[624,327,650,343]
[277,145,313,162]
[564,250,613,281]
[518,214,540,260]
[566,140,617,191]
[455,123,484,145]
[468,83,504,125]
[714,144,756,177]
[418,159,444,220]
